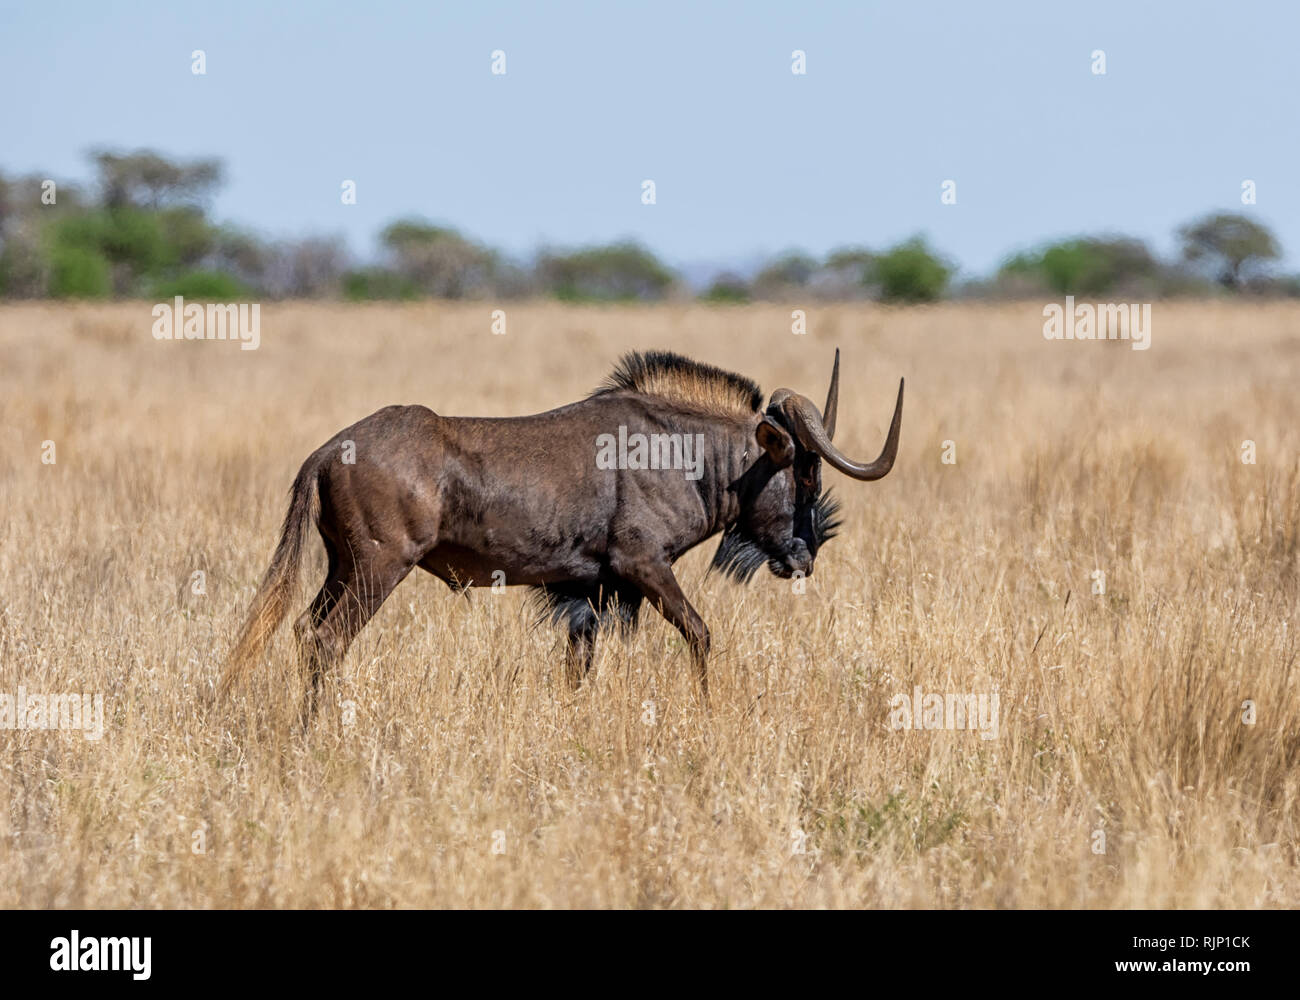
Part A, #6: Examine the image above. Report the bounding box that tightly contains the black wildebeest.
[220,350,902,716]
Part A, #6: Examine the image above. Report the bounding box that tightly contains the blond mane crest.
[593,350,763,418]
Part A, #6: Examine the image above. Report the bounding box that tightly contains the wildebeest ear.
[755,417,795,467]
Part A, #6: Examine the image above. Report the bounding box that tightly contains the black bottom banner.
[0,908,1285,989]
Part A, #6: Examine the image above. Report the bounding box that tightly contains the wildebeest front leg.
[565,619,598,690]
[613,556,711,700]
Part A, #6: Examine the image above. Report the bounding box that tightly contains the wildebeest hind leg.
[294,579,343,711]
[293,537,341,702]
[300,553,414,725]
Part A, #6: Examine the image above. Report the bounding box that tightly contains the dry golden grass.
[1,299,1297,908]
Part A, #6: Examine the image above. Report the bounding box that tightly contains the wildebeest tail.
[219,455,322,695]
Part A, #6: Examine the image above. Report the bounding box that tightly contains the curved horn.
[770,378,904,482]
[823,348,840,441]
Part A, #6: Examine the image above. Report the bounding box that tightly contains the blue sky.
[2,0,1295,280]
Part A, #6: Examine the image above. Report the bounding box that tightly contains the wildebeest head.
[713,350,904,582]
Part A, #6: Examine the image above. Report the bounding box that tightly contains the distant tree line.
[1,150,1295,303]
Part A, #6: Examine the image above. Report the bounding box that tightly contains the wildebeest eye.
[795,454,820,493]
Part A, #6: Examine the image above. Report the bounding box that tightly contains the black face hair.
[811,489,842,546]
[710,522,770,583]
[710,488,842,584]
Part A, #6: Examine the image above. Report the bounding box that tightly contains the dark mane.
[591,350,764,418]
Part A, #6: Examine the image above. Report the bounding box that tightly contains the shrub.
[151,271,250,301]
[873,237,951,303]
[48,245,112,298]
[701,273,751,303]
[536,242,675,301]
[751,252,818,299]
[341,268,419,301]
[999,237,1159,296]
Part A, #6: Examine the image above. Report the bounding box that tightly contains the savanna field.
[0,299,1297,908]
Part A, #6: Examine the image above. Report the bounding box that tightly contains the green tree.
[751,251,818,299]
[41,152,225,296]
[379,219,495,298]
[341,268,419,301]
[48,244,112,298]
[818,246,877,300]
[535,241,675,301]
[51,209,168,294]
[999,237,1159,296]
[91,149,223,209]
[151,270,250,301]
[824,246,876,281]
[701,272,751,303]
[873,237,951,303]
[1177,213,1280,289]
[211,227,273,292]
